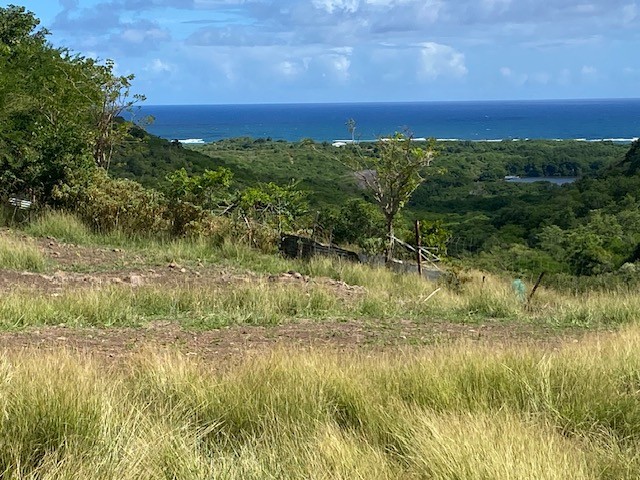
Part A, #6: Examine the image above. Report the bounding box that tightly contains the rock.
[168,262,179,269]
[125,274,144,287]
[180,268,187,273]
[51,251,60,257]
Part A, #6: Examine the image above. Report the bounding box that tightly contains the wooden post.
[415,220,422,277]
[527,272,546,305]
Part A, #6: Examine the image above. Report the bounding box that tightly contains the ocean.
[136,99,640,144]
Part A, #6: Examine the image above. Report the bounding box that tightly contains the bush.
[57,171,169,235]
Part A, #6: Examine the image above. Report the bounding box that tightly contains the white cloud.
[146,58,173,73]
[278,59,310,77]
[322,53,351,81]
[622,2,638,22]
[121,26,170,44]
[312,0,360,13]
[581,65,597,76]
[500,66,528,85]
[418,43,467,80]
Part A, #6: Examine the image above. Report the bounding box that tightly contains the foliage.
[237,181,309,234]
[164,167,233,236]
[414,219,451,256]
[0,6,142,205]
[91,60,146,171]
[342,133,437,260]
[319,198,386,246]
[57,170,168,235]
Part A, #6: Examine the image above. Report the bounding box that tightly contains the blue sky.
[22,0,640,105]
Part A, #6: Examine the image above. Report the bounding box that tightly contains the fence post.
[415,220,422,277]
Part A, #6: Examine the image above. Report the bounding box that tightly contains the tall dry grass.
[3,327,640,478]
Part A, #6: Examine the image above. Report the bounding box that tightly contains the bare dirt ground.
[1,231,594,363]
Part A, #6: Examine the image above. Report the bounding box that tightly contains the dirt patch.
[0,319,593,366]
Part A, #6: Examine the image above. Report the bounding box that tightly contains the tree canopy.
[0,5,142,204]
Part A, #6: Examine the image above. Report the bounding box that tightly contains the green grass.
[3,328,640,478]
[0,235,48,272]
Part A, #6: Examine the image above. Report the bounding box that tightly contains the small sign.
[9,197,32,210]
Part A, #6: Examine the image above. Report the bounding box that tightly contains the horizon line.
[140,97,640,108]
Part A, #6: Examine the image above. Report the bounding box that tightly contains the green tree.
[0,5,143,204]
[164,167,233,235]
[323,198,385,245]
[342,133,437,261]
[238,182,308,234]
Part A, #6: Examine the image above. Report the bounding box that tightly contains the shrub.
[57,171,169,235]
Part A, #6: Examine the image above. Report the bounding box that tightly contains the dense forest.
[3,5,640,286]
[109,132,640,280]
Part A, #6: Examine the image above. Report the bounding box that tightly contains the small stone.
[52,251,60,257]
[180,268,187,273]
[168,262,178,269]
[126,274,144,287]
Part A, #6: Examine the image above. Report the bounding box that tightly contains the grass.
[5,211,640,477]
[23,210,96,245]
[0,235,48,272]
[2,234,640,330]
[3,328,640,478]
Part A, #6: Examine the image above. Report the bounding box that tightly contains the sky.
[19,0,640,105]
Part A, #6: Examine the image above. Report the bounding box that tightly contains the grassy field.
[2,211,640,478]
[2,330,640,479]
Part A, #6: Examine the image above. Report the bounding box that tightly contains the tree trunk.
[385,215,394,263]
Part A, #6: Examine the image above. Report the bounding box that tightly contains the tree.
[164,167,233,235]
[342,133,437,261]
[0,6,144,203]
[91,59,146,171]
[0,6,95,202]
[238,182,308,234]
[346,118,357,143]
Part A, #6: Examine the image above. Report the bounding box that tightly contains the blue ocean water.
[137,99,640,144]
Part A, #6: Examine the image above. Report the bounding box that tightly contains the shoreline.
[176,136,639,146]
